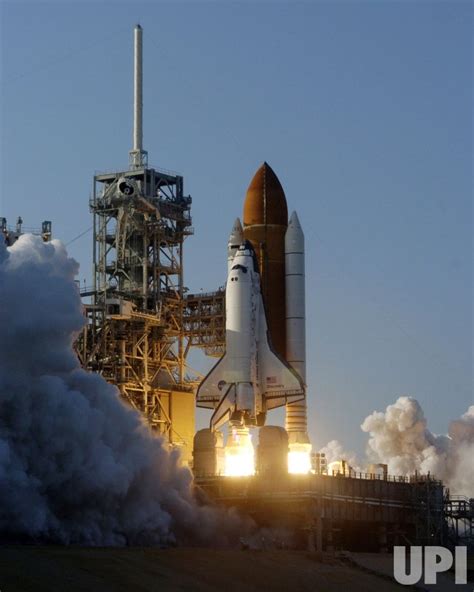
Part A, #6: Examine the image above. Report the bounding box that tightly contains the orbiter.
[196,241,304,430]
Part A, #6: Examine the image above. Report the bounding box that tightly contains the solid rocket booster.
[243,162,288,359]
[285,212,310,445]
[196,242,304,430]
[227,218,243,274]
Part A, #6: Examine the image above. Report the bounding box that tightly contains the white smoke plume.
[0,235,249,545]
[320,398,473,496]
[361,396,474,497]
[320,439,360,471]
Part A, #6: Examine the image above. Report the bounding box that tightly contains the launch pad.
[196,472,447,552]
[4,24,467,553]
[0,26,474,551]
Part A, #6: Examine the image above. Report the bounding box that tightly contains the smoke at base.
[361,396,474,497]
[0,235,249,545]
[323,397,474,497]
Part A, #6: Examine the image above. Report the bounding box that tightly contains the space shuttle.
[196,241,304,430]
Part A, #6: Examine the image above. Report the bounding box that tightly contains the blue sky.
[1,1,472,457]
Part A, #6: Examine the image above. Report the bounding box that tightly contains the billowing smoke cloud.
[320,439,359,471]
[0,235,248,545]
[361,396,474,496]
[320,397,473,496]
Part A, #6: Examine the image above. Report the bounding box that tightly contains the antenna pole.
[129,24,148,168]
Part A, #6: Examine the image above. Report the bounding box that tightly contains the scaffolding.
[75,26,197,464]
[409,473,446,546]
[445,494,474,549]
[183,289,225,357]
[76,166,196,461]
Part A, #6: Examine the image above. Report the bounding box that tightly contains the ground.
[2,547,472,591]
[0,547,409,592]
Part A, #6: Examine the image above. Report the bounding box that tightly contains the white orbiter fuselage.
[196,242,304,430]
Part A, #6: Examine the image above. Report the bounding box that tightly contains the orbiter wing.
[196,356,227,409]
[196,358,240,430]
[256,293,305,411]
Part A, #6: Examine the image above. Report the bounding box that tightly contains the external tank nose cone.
[243,162,288,227]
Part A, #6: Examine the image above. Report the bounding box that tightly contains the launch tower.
[76,25,195,464]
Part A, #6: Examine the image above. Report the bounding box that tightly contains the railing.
[445,495,474,516]
[195,470,438,484]
[94,164,182,178]
[2,226,43,235]
[449,494,473,502]
[329,470,410,482]
[185,289,225,302]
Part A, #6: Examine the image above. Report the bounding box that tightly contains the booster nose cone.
[243,162,288,226]
[286,211,304,251]
[288,210,302,230]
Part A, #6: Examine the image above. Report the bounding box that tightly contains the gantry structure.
[183,289,225,357]
[76,166,196,456]
[75,25,196,463]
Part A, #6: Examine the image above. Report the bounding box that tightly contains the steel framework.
[445,494,474,549]
[410,474,446,546]
[76,166,197,463]
[183,289,225,357]
[74,26,202,464]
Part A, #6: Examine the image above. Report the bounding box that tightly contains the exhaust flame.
[288,443,312,474]
[224,426,255,477]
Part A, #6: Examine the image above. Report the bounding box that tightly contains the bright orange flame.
[288,443,312,474]
[224,427,255,476]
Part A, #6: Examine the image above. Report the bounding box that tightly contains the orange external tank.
[242,162,288,359]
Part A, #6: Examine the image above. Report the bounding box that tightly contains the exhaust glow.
[224,427,255,477]
[288,443,312,474]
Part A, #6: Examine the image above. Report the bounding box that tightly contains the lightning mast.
[129,24,147,169]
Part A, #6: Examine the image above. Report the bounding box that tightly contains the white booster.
[285,211,310,445]
[227,218,243,274]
